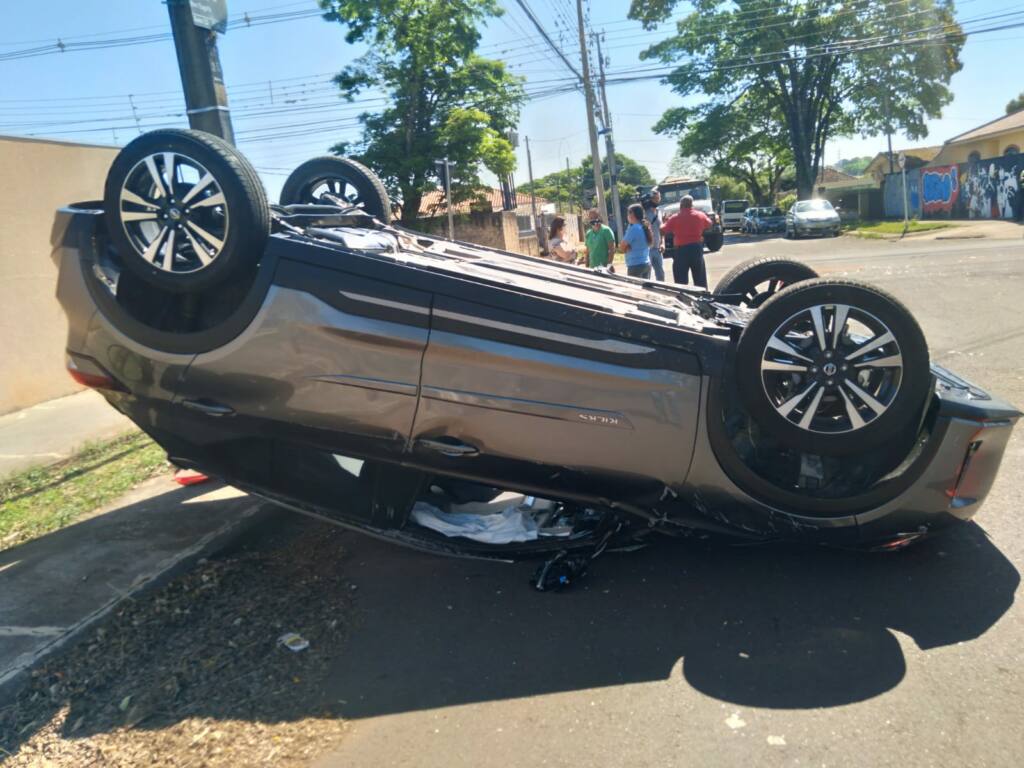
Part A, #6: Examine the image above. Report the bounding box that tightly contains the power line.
[511,0,583,81]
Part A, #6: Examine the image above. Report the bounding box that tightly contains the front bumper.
[794,220,841,235]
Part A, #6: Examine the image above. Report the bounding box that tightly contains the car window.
[659,184,710,204]
[794,199,835,212]
[723,200,747,213]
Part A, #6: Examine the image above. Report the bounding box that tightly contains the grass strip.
[0,432,168,551]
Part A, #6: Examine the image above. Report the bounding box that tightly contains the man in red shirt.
[661,195,711,287]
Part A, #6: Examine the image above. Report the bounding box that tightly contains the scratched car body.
[50,130,1019,559]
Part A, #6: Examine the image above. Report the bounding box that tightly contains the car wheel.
[704,232,724,252]
[103,129,270,294]
[280,156,392,223]
[715,256,819,308]
[784,227,793,239]
[734,279,930,456]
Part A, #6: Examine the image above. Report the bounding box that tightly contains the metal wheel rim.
[739,278,787,308]
[302,175,368,209]
[119,151,228,274]
[759,303,904,435]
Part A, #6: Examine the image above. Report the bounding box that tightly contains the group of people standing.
[546,190,712,288]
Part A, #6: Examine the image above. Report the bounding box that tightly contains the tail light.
[66,353,124,392]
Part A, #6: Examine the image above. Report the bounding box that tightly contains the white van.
[720,199,749,231]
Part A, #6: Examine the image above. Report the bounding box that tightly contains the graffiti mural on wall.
[921,165,959,214]
[915,155,1022,220]
[962,160,1021,219]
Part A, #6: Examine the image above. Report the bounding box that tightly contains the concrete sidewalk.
[0,390,134,478]
[0,476,270,700]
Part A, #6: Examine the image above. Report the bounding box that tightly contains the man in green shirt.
[584,208,615,268]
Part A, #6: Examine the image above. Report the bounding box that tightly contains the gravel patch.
[0,515,353,766]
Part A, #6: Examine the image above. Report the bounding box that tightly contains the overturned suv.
[52,130,1018,563]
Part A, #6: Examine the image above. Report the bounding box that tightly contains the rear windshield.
[659,184,710,204]
[723,201,747,212]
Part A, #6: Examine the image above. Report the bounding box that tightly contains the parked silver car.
[786,199,842,238]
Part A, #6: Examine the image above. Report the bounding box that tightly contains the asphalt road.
[309,233,1024,768]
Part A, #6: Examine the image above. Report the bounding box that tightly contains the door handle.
[182,399,236,418]
[416,438,479,457]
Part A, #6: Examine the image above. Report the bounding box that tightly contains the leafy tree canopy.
[657,94,792,204]
[835,156,874,175]
[1007,92,1024,114]
[521,153,655,212]
[320,0,525,224]
[629,0,964,198]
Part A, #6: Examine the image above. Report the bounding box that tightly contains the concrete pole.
[167,0,234,143]
[576,0,607,221]
[444,157,454,240]
[526,137,547,251]
[902,165,910,234]
[595,35,623,239]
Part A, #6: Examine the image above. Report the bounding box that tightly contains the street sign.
[898,151,906,170]
[189,0,228,33]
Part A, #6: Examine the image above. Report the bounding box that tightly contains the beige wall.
[931,129,1024,165]
[0,136,118,415]
[414,210,524,253]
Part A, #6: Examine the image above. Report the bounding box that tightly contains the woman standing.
[546,216,577,263]
[617,203,653,279]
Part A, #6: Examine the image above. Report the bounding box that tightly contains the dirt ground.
[0,514,352,767]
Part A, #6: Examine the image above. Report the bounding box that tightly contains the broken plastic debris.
[173,469,211,486]
[278,632,310,652]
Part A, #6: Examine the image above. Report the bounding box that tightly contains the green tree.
[629,0,964,198]
[521,153,654,213]
[835,156,874,175]
[656,96,792,204]
[1007,92,1024,114]
[320,0,524,225]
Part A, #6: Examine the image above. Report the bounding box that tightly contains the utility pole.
[595,35,622,239]
[525,137,547,251]
[570,156,581,212]
[883,90,894,176]
[576,0,606,221]
[167,0,235,143]
[434,158,455,240]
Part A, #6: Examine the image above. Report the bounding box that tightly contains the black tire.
[734,279,930,456]
[103,129,269,294]
[704,231,724,252]
[280,156,391,223]
[715,256,819,308]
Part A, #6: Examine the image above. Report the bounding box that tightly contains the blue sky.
[2,0,1020,199]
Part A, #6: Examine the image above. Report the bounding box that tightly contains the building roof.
[945,110,1024,145]
[863,147,942,178]
[816,166,859,184]
[418,187,550,216]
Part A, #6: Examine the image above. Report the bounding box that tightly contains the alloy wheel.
[759,303,903,434]
[118,152,228,274]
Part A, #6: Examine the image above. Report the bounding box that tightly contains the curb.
[0,500,275,703]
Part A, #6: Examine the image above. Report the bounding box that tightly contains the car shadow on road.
[326,520,1017,715]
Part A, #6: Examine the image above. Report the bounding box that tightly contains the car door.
[174,257,431,471]
[409,292,702,503]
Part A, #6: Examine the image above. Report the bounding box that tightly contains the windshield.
[658,183,710,204]
[723,200,747,212]
[762,207,783,217]
[794,199,835,213]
